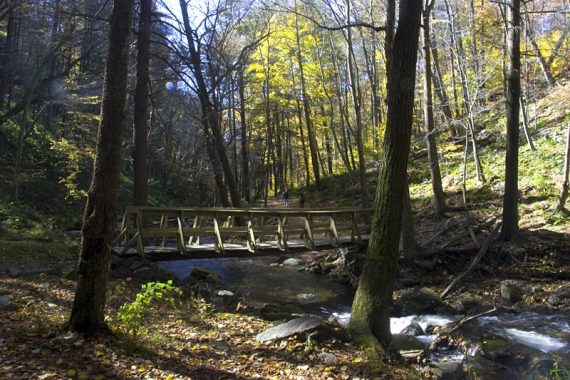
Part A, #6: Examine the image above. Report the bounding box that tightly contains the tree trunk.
[430,39,453,121]
[133,0,152,206]
[524,7,556,88]
[500,0,521,242]
[69,0,133,335]
[556,121,570,211]
[422,1,446,219]
[345,0,369,208]
[238,70,250,203]
[445,0,485,183]
[0,4,19,109]
[400,179,419,259]
[294,2,320,187]
[349,0,422,353]
[179,0,240,207]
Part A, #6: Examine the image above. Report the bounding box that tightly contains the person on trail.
[299,192,305,208]
[282,188,289,207]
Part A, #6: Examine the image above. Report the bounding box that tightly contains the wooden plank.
[329,216,340,245]
[177,213,186,253]
[135,212,145,258]
[277,216,288,251]
[246,219,256,253]
[213,217,224,253]
[160,214,168,246]
[304,215,315,249]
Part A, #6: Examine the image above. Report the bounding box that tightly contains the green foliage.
[112,280,182,336]
[187,294,215,318]
[551,361,570,380]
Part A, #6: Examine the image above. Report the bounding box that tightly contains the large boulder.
[393,287,454,316]
[256,316,323,342]
[451,292,487,315]
[401,322,425,336]
[500,283,525,304]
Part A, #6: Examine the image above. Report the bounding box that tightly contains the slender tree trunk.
[500,0,521,242]
[524,7,556,88]
[69,0,133,334]
[445,0,485,183]
[430,39,453,121]
[469,0,485,106]
[0,4,19,110]
[345,0,369,208]
[133,0,152,206]
[179,0,240,207]
[423,0,446,219]
[349,0,422,353]
[520,96,535,151]
[238,71,250,203]
[294,2,320,187]
[557,121,570,211]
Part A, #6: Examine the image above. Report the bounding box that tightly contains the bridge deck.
[114,206,372,258]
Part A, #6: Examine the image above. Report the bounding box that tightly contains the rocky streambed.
[109,247,570,379]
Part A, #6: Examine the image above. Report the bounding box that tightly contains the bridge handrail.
[115,206,372,256]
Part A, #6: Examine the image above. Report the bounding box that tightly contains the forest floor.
[0,269,412,380]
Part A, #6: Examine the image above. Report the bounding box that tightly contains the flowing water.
[159,257,570,370]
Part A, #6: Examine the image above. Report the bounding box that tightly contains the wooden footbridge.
[114,206,372,257]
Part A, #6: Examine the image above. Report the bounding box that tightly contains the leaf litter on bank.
[0,273,411,379]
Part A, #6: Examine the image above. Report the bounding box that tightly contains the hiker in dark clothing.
[299,192,305,208]
[282,188,289,207]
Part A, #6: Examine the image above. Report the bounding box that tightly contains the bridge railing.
[114,206,372,257]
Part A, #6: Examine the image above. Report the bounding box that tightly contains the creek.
[158,256,570,378]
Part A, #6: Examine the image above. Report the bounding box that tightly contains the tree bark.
[430,39,453,121]
[523,7,556,88]
[557,121,570,211]
[69,0,133,334]
[238,70,250,203]
[133,0,152,206]
[179,0,240,207]
[294,1,320,187]
[500,0,521,242]
[349,0,422,353]
[344,0,368,208]
[422,0,446,219]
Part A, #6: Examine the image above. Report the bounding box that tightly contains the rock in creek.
[401,322,425,336]
[500,282,525,304]
[281,258,303,266]
[256,317,323,342]
[393,287,454,316]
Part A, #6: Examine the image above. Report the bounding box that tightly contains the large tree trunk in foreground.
[69,0,133,334]
[133,0,152,206]
[500,0,521,242]
[349,0,422,354]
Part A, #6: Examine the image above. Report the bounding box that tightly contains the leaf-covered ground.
[0,274,412,380]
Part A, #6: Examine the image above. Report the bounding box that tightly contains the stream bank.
[155,247,570,379]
